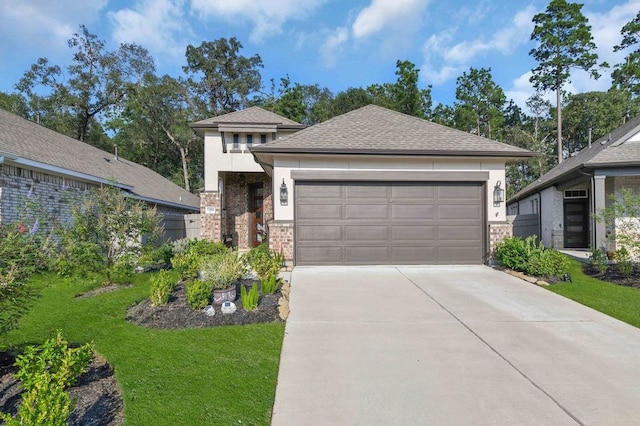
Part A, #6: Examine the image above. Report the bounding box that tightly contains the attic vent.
[564,189,587,199]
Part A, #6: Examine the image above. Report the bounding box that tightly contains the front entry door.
[249,184,264,248]
[564,199,589,248]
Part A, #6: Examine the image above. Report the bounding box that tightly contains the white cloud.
[421,4,535,87]
[320,27,349,68]
[189,0,327,43]
[0,0,106,54]
[351,0,430,39]
[108,0,193,61]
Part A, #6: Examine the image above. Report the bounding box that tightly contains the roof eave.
[249,147,535,158]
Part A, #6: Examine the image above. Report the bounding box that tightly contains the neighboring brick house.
[0,109,200,239]
[195,105,532,265]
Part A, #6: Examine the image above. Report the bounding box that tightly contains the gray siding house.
[507,115,640,252]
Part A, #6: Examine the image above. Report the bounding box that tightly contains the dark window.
[260,134,267,144]
[247,134,253,146]
[233,134,239,149]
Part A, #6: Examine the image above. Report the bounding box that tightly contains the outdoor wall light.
[280,179,288,206]
[493,180,505,206]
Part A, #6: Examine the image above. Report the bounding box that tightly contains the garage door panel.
[298,204,342,220]
[345,185,388,199]
[392,204,435,220]
[297,225,342,241]
[391,246,436,262]
[392,225,436,240]
[346,225,388,241]
[346,204,388,219]
[345,246,389,263]
[295,181,484,265]
[438,205,483,220]
[298,184,342,199]
[438,225,481,241]
[391,185,436,199]
[297,246,343,264]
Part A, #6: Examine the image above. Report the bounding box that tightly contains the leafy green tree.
[597,188,640,257]
[563,90,640,154]
[113,73,201,191]
[328,87,372,117]
[612,11,640,96]
[16,25,154,146]
[0,91,29,117]
[391,60,432,118]
[529,0,603,164]
[454,67,506,139]
[430,103,456,127]
[183,37,263,116]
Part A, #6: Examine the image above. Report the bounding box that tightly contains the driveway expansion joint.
[396,267,585,426]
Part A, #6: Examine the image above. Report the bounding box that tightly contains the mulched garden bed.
[0,352,123,425]
[583,263,640,289]
[126,278,284,329]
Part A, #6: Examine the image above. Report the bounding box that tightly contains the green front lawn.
[547,259,640,328]
[1,272,284,425]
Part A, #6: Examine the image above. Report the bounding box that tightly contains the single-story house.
[196,104,533,265]
[0,108,200,240]
[507,115,640,251]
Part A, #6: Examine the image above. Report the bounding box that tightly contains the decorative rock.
[281,282,290,300]
[278,297,290,320]
[203,305,216,316]
[536,280,550,286]
[221,301,237,314]
[524,276,538,283]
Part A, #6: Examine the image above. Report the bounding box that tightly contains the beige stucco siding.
[272,154,507,223]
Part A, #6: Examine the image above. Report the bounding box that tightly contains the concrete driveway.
[271,266,640,425]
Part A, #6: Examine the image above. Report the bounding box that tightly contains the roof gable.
[190,106,304,128]
[251,105,533,157]
[0,109,199,210]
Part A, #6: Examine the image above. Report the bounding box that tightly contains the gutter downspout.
[538,193,542,244]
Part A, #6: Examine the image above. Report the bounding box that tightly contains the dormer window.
[247,134,253,146]
[233,134,239,149]
[260,134,267,144]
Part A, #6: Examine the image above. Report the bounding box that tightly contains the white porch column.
[593,175,607,249]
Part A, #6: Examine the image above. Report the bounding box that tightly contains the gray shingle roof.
[0,109,199,211]
[250,105,534,157]
[190,106,304,128]
[510,114,640,202]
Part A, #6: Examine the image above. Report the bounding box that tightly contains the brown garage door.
[295,181,484,265]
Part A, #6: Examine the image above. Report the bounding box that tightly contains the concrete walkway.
[271,266,640,425]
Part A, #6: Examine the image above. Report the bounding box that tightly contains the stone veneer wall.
[0,164,94,230]
[488,222,512,262]
[267,220,294,263]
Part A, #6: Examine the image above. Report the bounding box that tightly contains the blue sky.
[0,0,638,112]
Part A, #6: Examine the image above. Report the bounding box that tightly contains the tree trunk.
[163,128,191,192]
[557,86,562,164]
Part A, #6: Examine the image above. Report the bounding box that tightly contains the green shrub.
[1,332,93,426]
[616,247,634,278]
[244,244,283,280]
[201,250,246,290]
[50,239,104,277]
[241,283,259,311]
[138,243,173,267]
[261,274,281,295]
[525,249,570,278]
[170,238,191,255]
[589,247,608,274]
[150,270,175,306]
[172,251,201,280]
[495,236,527,271]
[186,280,212,309]
[188,239,227,258]
[108,258,135,284]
